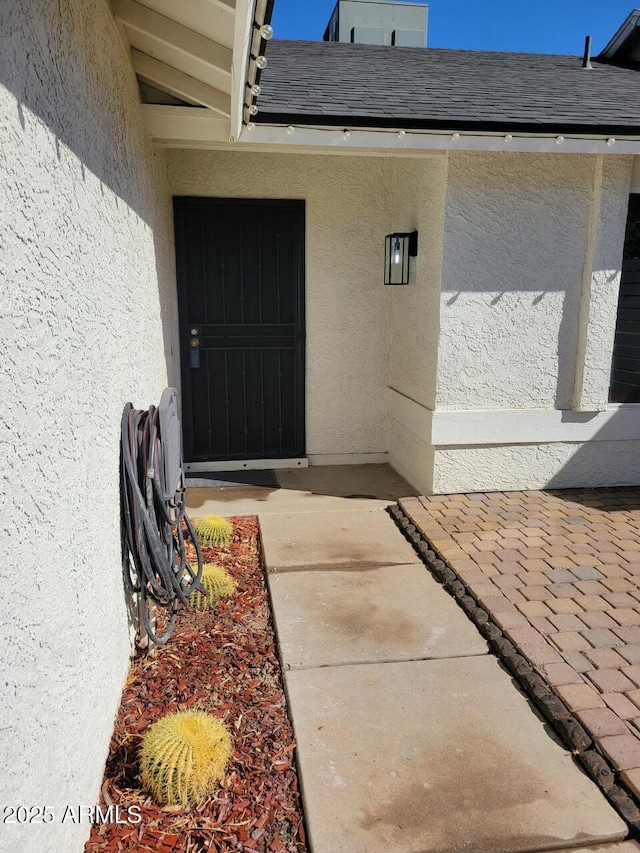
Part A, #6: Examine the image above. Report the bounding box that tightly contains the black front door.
[174,198,305,463]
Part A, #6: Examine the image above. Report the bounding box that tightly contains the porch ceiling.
[110,0,271,142]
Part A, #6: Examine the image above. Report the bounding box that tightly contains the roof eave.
[598,8,640,61]
[255,112,640,137]
[241,121,640,155]
[142,103,640,151]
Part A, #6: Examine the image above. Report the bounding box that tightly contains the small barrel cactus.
[140,711,232,807]
[188,564,237,610]
[193,515,234,548]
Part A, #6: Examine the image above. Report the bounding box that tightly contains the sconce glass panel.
[384,231,418,285]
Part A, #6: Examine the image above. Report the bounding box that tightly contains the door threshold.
[185,458,309,473]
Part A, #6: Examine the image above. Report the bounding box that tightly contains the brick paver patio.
[399,489,640,803]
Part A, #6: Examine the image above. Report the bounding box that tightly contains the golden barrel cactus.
[188,564,237,610]
[140,711,232,807]
[193,515,234,548]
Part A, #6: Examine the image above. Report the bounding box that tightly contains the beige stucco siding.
[387,157,447,410]
[431,151,636,493]
[433,440,640,494]
[575,156,635,411]
[385,156,448,491]
[438,151,597,410]
[632,155,640,191]
[168,150,398,462]
[0,2,177,851]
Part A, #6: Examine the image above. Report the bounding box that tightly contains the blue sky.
[270,1,634,54]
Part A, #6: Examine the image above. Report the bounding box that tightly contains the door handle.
[189,327,200,368]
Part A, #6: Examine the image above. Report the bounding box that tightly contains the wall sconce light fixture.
[384,231,418,285]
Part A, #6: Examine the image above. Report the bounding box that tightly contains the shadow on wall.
[544,405,640,490]
[2,1,151,220]
[440,153,629,412]
[542,181,639,491]
[442,286,580,411]
[0,0,179,385]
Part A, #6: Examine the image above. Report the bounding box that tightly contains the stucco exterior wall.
[387,157,447,409]
[0,2,177,851]
[632,156,640,192]
[431,151,635,493]
[438,151,596,410]
[574,156,633,411]
[433,440,640,494]
[168,148,635,494]
[386,155,447,492]
[167,150,395,462]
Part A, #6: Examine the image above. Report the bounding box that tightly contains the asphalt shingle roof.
[256,40,640,133]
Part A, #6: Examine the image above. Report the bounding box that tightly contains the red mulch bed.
[85,516,308,853]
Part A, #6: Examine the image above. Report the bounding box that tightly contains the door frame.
[173,196,306,465]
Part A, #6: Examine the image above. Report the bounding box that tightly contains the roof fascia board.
[141,106,640,152]
[253,111,640,137]
[322,0,339,40]
[231,0,274,141]
[241,123,640,154]
[230,0,255,141]
[599,9,640,59]
[153,140,447,157]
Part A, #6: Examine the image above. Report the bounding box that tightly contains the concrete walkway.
[186,463,414,518]
[187,467,635,853]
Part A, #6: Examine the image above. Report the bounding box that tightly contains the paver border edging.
[388,501,640,836]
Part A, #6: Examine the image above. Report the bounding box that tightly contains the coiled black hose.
[120,401,203,645]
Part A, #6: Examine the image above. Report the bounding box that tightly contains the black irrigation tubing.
[387,501,640,836]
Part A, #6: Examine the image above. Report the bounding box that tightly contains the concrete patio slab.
[187,464,415,518]
[285,656,627,853]
[187,485,398,517]
[276,464,413,499]
[261,508,420,572]
[269,562,488,669]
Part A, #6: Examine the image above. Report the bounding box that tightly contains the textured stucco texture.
[387,157,447,411]
[575,155,632,411]
[385,156,447,491]
[440,152,591,410]
[433,440,640,494]
[0,2,177,851]
[430,151,634,492]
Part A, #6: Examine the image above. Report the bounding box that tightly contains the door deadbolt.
[189,335,200,369]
